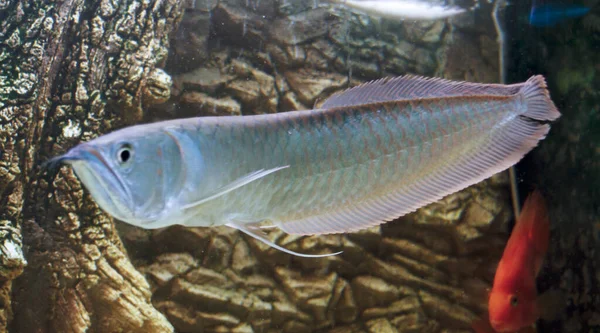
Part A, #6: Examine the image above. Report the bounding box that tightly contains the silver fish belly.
[49,75,561,257]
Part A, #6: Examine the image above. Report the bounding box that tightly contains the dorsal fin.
[320,75,525,108]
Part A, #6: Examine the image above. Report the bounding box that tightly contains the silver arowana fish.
[330,0,467,20]
[48,75,561,257]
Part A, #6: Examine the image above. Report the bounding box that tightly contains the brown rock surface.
[180,92,242,116]
[284,69,348,106]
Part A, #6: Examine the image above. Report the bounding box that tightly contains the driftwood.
[0,0,183,331]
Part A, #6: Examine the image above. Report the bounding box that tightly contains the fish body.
[332,0,466,20]
[529,2,590,27]
[473,190,550,332]
[51,75,560,257]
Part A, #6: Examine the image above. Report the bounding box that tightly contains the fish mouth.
[52,146,135,222]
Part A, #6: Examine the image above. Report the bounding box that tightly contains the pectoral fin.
[181,166,289,210]
[226,222,343,258]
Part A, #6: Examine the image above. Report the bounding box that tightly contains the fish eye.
[116,143,133,165]
[510,295,518,307]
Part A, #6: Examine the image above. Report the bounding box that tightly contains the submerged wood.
[0,0,184,332]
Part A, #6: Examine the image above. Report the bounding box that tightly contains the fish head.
[50,125,189,227]
[488,290,537,332]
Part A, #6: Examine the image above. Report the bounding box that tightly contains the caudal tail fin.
[520,75,561,122]
[494,75,561,172]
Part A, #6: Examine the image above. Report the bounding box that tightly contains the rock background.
[116,1,521,332]
[151,0,500,120]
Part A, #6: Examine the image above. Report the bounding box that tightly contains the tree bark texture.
[0,0,183,332]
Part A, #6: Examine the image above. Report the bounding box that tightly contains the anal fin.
[226,222,343,258]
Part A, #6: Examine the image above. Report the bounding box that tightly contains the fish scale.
[202,97,513,222]
[52,75,561,257]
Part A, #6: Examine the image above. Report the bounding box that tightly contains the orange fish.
[472,190,559,333]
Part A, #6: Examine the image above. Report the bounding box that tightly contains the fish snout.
[42,146,91,171]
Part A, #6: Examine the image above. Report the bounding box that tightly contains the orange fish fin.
[471,316,496,333]
[537,289,566,321]
[516,190,550,274]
